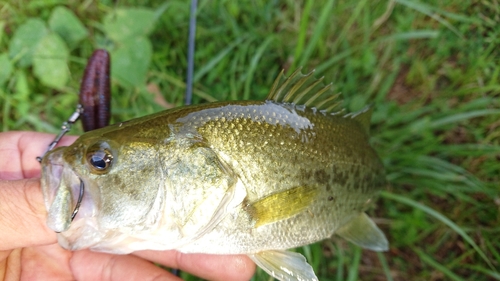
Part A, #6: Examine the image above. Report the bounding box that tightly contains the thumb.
[0,132,77,250]
[0,179,57,250]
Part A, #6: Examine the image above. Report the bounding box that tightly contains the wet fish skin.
[41,70,388,281]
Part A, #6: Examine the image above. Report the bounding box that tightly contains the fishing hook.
[71,179,85,221]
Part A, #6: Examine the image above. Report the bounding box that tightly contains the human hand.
[0,131,256,281]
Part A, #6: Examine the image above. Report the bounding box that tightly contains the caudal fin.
[336,212,389,251]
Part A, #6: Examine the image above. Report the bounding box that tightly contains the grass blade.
[430,109,500,128]
[381,191,496,271]
[346,246,361,281]
[464,265,500,280]
[413,247,465,281]
[291,0,314,70]
[329,241,345,281]
[154,71,217,102]
[395,0,463,37]
[331,0,369,51]
[377,252,394,281]
[243,36,274,100]
[297,0,335,67]
[193,36,246,82]
[381,30,440,41]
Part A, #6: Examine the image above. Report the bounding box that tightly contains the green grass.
[1,0,499,280]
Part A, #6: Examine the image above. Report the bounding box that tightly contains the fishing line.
[170,0,198,277]
[36,105,83,163]
[184,0,197,106]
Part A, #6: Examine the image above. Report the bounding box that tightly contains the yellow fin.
[249,186,318,228]
[248,250,319,281]
[266,68,342,114]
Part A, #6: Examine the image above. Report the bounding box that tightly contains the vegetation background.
[0,0,498,280]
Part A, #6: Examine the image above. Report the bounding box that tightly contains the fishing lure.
[37,49,111,223]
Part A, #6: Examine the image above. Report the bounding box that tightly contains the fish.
[40,69,388,281]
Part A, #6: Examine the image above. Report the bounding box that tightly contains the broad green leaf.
[103,8,156,43]
[48,6,88,48]
[33,33,69,89]
[8,18,48,67]
[0,53,12,85]
[111,37,152,88]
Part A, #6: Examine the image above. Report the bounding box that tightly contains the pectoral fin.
[248,250,319,281]
[336,212,389,251]
[249,186,318,228]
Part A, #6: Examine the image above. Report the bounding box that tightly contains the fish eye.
[87,150,113,173]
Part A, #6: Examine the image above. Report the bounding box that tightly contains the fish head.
[41,130,165,252]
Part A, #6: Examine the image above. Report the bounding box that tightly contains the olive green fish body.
[148,100,385,253]
[41,69,388,281]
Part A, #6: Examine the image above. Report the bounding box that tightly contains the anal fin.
[336,212,389,251]
[248,250,319,281]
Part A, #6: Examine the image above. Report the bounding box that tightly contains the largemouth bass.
[41,69,388,281]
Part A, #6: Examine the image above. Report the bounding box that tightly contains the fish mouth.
[41,147,84,233]
[41,147,105,251]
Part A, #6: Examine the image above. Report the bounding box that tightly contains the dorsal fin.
[345,106,373,135]
[267,68,342,114]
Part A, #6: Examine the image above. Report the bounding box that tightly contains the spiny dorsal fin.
[267,68,342,114]
[344,106,373,135]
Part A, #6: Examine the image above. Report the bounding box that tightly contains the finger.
[0,249,20,280]
[0,131,77,180]
[135,250,256,281]
[70,250,181,281]
[0,132,77,250]
[0,179,56,250]
[19,244,73,280]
